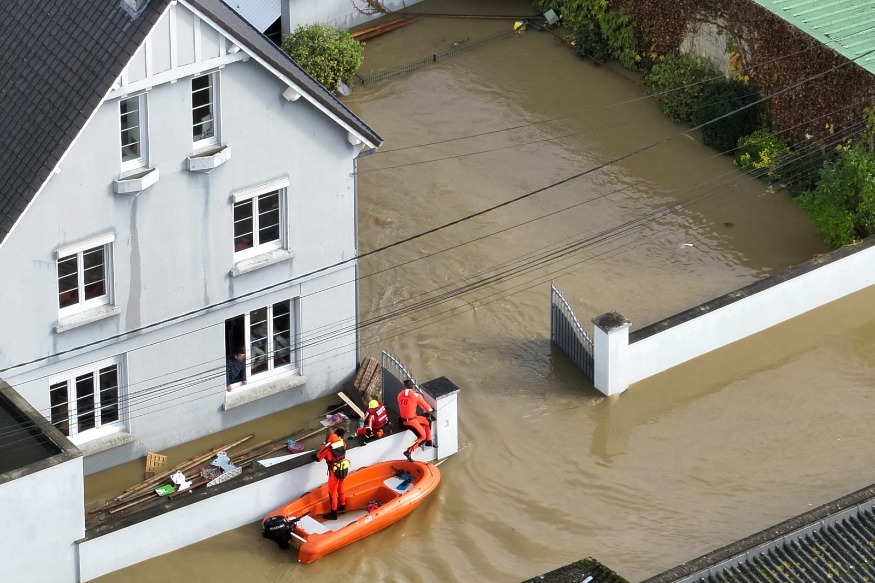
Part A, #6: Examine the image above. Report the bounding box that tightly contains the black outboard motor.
[262,515,292,549]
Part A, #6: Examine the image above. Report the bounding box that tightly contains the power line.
[2,47,870,381]
[0,109,865,450]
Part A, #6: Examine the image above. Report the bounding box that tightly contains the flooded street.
[97,1,875,581]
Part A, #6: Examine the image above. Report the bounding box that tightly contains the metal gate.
[550,282,594,380]
[381,349,418,401]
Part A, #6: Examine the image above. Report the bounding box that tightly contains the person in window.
[226,348,247,392]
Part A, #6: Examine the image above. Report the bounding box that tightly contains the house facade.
[0,0,382,474]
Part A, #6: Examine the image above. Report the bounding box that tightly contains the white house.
[0,0,382,475]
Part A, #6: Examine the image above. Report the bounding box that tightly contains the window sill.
[114,167,159,195]
[187,144,231,173]
[56,304,121,333]
[75,432,136,456]
[224,373,307,410]
[231,248,294,277]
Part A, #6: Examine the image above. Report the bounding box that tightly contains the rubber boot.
[338,503,346,512]
[322,509,338,520]
[403,450,413,462]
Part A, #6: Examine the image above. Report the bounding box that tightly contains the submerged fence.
[550,282,594,380]
[356,29,519,86]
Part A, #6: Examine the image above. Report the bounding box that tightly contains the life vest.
[368,403,388,429]
[326,438,346,462]
[326,438,349,478]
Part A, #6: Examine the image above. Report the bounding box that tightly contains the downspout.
[353,147,377,366]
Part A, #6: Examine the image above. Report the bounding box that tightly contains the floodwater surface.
[96,2,875,582]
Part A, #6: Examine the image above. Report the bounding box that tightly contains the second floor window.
[234,189,283,255]
[119,93,147,171]
[57,234,114,313]
[50,359,123,439]
[192,73,218,148]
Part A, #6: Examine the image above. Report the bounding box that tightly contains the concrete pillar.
[592,312,631,396]
[421,376,460,459]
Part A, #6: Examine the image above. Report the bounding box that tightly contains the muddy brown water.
[95,2,875,581]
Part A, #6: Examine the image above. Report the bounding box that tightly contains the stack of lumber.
[353,356,382,404]
[351,15,422,41]
[86,421,342,522]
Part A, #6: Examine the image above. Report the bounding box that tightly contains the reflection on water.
[96,2,875,582]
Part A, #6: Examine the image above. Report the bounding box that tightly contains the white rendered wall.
[77,430,443,581]
[0,459,84,583]
[0,48,361,473]
[594,243,875,394]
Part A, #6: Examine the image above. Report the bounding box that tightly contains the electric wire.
[3,50,862,452]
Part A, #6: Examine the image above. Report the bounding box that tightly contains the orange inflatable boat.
[261,460,441,563]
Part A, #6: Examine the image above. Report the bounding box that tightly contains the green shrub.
[643,53,717,122]
[796,146,875,247]
[574,22,611,62]
[597,7,638,71]
[692,79,762,153]
[781,146,833,197]
[734,129,790,182]
[542,0,639,70]
[281,24,363,90]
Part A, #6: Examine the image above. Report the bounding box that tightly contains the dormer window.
[192,73,219,150]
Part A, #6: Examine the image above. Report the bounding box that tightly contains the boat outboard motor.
[262,515,292,549]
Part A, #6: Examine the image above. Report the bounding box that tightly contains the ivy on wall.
[612,0,875,146]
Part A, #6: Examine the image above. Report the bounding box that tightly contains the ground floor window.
[50,359,123,438]
[225,298,298,383]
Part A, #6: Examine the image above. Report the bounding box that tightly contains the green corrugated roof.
[751,0,875,74]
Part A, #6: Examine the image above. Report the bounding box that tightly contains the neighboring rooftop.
[750,0,875,75]
[641,483,875,583]
[0,380,78,479]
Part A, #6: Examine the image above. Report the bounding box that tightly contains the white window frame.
[49,356,126,444]
[56,233,114,317]
[119,93,148,173]
[232,177,289,260]
[192,72,220,151]
[227,298,299,387]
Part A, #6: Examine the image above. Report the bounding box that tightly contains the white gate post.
[592,312,631,396]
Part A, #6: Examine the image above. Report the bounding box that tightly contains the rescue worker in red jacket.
[312,428,350,520]
[397,379,434,462]
[356,399,389,443]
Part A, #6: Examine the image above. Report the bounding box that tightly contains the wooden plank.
[351,16,423,41]
[338,389,366,419]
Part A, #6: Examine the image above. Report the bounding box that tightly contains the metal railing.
[356,29,519,86]
[381,350,417,386]
[550,282,594,380]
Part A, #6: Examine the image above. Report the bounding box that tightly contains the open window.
[224,298,298,388]
[192,72,219,150]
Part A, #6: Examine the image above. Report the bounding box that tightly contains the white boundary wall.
[593,240,875,395]
[77,382,458,581]
[282,0,425,34]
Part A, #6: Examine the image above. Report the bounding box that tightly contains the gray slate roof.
[642,484,875,583]
[0,0,382,247]
[0,0,171,246]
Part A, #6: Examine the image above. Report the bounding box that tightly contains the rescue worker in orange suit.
[312,428,350,520]
[356,399,389,444]
[397,379,434,462]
